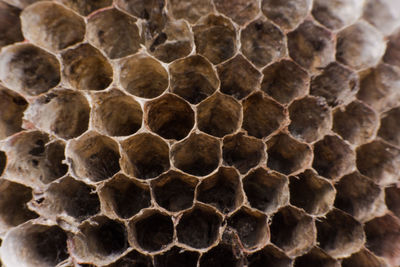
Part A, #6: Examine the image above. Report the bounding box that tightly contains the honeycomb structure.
[0,0,400,266]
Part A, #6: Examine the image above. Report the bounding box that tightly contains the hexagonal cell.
[312,135,355,180]
[294,247,339,267]
[3,131,68,187]
[364,214,400,266]
[0,223,68,267]
[357,63,400,113]
[99,174,151,219]
[106,250,153,267]
[67,132,120,182]
[152,170,197,212]
[356,140,400,185]
[243,168,289,214]
[169,55,219,104]
[119,54,168,99]
[0,2,23,48]
[61,44,113,91]
[261,0,311,30]
[217,54,261,100]
[334,172,383,222]
[247,245,292,267]
[25,89,90,139]
[92,90,142,137]
[0,85,27,140]
[342,248,388,267]
[129,210,173,252]
[193,14,236,64]
[316,209,365,258]
[120,133,170,180]
[213,0,258,25]
[154,246,199,267]
[287,20,335,72]
[312,0,364,30]
[383,30,400,67]
[288,96,332,143]
[270,206,315,257]
[86,8,141,59]
[0,180,38,234]
[0,151,5,176]
[227,207,269,250]
[197,167,243,214]
[167,0,213,24]
[72,216,128,264]
[171,133,220,177]
[267,133,312,175]
[0,43,60,96]
[241,18,285,68]
[386,186,400,218]
[336,21,385,70]
[261,60,309,105]
[289,170,335,216]
[199,243,244,267]
[222,133,265,174]
[363,0,400,36]
[242,92,287,139]
[176,205,222,249]
[378,107,400,147]
[57,0,112,16]
[333,100,378,145]
[197,93,241,138]
[145,93,194,140]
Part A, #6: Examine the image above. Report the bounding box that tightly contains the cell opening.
[154,246,199,267]
[247,245,292,267]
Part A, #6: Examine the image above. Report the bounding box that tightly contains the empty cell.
[247,245,292,267]
[316,209,365,258]
[129,211,173,252]
[312,0,364,30]
[0,151,5,176]
[261,60,309,105]
[0,2,23,48]
[217,54,262,100]
[356,140,400,185]
[3,131,68,188]
[121,133,170,179]
[197,93,242,138]
[289,96,332,143]
[0,43,60,96]
[92,90,142,137]
[335,172,382,222]
[154,246,199,267]
[0,180,38,234]
[386,186,400,218]
[242,92,287,139]
[312,135,355,180]
[1,223,68,267]
[106,250,153,267]
[336,21,385,70]
[261,0,311,30]
[25,89,90,139]
[363,0,400,36]
[57,0,112,16]
[145,93,194,140]
[294,247,340,267]
[67,132,120,182]
[99,174,151,219]
[21,2,85,52]
[222,133,265,174]
[87,8,141,59]
[378,107,400,147]
[267,133,312,175]
[62,44,113,91]
[169,55,219,104]
[196,167,243,214]
[364,214,400,266]
[270,206,315,257]
[176,205,222,249]
[119,54,168,99]
[288,20,335,72]
[0,85,27,140]
[310,62,359,107]
[383,30,400,67]
[333,100,378,145]
[243,168,289,214]
[241,18,286,68]
[171,133,220,177]
[342,248,388,267]
[193,14,236,64]
[289,170,335,216]
[214,0,258,25]
[199,243,244,267]
[152,170,197,212]
[227,207,269,250]
[168,0,213,24]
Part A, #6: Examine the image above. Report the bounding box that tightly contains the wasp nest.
[0,0,400,266]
